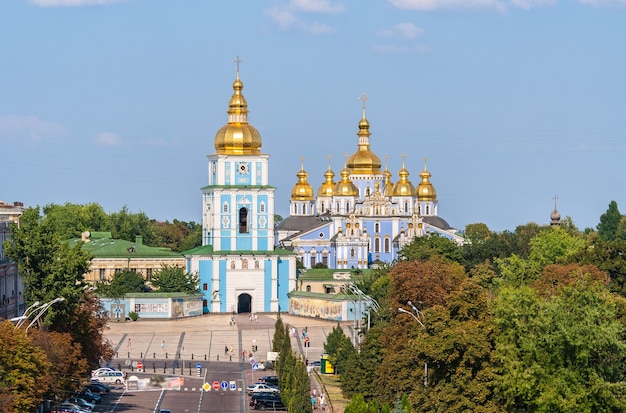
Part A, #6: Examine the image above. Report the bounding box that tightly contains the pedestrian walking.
[319,394,326,410]
[254,313,258,322]
[161,340,165,350]
[311,395,316,410]
[127,338,131,349]
[225,345,229,356]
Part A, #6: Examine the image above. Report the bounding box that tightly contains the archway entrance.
[237,293,252,314]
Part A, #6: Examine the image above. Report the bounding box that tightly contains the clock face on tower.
[237,162,250,175]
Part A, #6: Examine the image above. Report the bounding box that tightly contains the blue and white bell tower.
[185,61,296,314]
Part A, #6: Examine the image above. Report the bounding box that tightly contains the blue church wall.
[257,231,268,250]
[237,236,253,250]
[199,260,213,313]
[277,259,291,312]
[219,260,227,312]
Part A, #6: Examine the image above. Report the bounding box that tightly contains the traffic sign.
[249,358,256,365]
[136,361,143,370]
[252,364,259,370]
[212,381,220,390]
[229,381,236,391]
[196,363,202,369]
[221,381,228,390]
[202,382,211,392]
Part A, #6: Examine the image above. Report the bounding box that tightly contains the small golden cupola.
[318,156,336,197]
[335,158,359,197]
[416,157,437,201]
[214,61,262,155]
[392,154,416,196]
[383,155,395,197]
[347,94,382,174]
[291,158,315,201]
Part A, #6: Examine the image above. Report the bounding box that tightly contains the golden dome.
[392,157,416,196]
[214,71,262,155]
[317,159,336,197]
[335,164,359,197]
[416,157,437,201]
[291,161,314,200]
[347,95,382,174]
[383,163,395,197]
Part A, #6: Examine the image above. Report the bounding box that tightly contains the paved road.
[101,313,353,412]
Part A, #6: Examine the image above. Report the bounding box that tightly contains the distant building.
[68,231,185,283]
[276,99,464,270]
[0,201,25,319]
[184,66,297,315]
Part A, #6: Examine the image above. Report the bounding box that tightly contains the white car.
[246,383,279,395]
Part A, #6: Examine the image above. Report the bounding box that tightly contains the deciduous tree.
[151,265,199,293]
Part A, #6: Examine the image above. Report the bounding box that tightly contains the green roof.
[67,236,183,259]
[297,268,371,281]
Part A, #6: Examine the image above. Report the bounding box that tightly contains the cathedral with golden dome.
[276,97,464,270]
[185,64,297,314]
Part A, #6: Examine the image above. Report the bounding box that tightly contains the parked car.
[64,397,95,411]
[91,367,115,377]
[246,383,280,395]
[259,375,279,386]
[84,383,109,395]
[51,403,90,413]
[250,393,286,411]
[76,389,101,404]
[89,379,111,392]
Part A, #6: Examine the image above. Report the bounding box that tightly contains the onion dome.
[317,158,336,197]
[335,163,359,197]
[416,157,437,201]
[291,160,314,200]
[214,68,262,155]
[383,157,395,197]
[347,94,382,174]
[550,196,561,226]
[392,155,416,196]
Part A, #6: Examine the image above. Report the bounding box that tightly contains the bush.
[128,311,139,321]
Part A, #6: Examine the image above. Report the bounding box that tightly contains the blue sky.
[1,0,625,233]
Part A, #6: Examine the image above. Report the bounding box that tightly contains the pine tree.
[598,200,622,241]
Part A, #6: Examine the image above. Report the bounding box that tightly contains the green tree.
[597,200,622,241]
[493,284,626,412]
[288,358,312,413]
[575,236,626,296]
[272,315,287,352]
[151,265,199,293]
[43,202,111,240]
[344,393,368,413]
[398,233,464,264]
[341,326,385,400]
[96,269,145,297]
[109,206,158,245]
[0,321,53,413]
[527,227,585,268]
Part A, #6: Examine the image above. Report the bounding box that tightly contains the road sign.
[136,361,143,370]
[249,358,256,365]
[221,381,228,390]
[212,381,220,390]
[202,382,211,392]
[229,381,236,391]
[196,363,202,369]
[252,364,259,370]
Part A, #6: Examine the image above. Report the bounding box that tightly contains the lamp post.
[398,301,428,387]
[25,297,65,334]
[11,301,40,328]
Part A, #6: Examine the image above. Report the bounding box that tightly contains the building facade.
[0,201,25,320]
[184,67,297,315]
[276,101,465,269]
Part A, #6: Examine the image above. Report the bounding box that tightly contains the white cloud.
[0,114,66,143]
[264,0,344,33]
[388,0,554,11]
[95,132,123,146]
[291,0,345,13]
[30,0,124,6]
[579,0,626,7]
[379,22,424,40]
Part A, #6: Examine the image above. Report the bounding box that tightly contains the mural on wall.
[135,302,169,314]
[289,297,342,320]
[172,297,203,318]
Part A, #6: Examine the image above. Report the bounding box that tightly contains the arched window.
[374,237,380,252]
[404,202,408,213]
[239,207,249,233]
[260,202,266,213]
[336,202,340,211]
[320,202,325,213]
[375,222,380,233]
[384,237,391,252]
[426,205,430,215]
[303,204,307,215]
[230,261,235,269]
[255,260,260,269]
[223,202,229,213]
[294,204,298,214]
[350,247,356,257]
[366,187,370,196]
[346,202,350,211]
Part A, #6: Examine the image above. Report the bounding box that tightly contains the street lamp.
[25,297,65,334]
[11,301,40,328]
[398,301,428,387]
